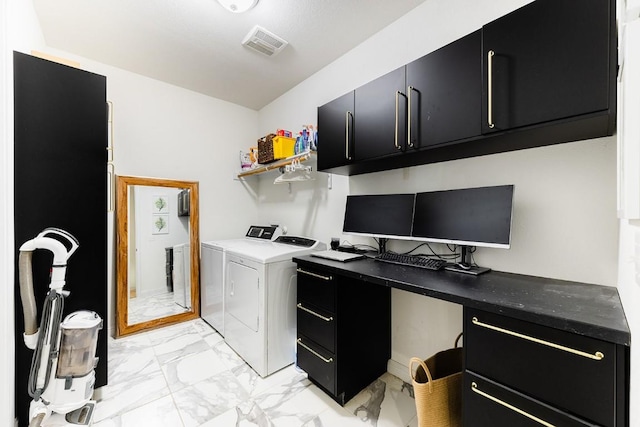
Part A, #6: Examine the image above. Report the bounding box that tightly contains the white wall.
[257,0,620,384]
[3,0,47,424]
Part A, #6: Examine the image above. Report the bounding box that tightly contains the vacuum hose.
[18,251,38,336]
[28,413,45,427]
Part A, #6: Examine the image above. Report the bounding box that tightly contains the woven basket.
[257,133,277,164]
[410,333,463,427]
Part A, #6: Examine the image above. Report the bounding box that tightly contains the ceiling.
[33,0,428,110]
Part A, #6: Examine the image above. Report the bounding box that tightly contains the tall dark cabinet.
[13,52,108,426]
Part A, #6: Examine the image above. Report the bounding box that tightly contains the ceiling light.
[217,0,258,13]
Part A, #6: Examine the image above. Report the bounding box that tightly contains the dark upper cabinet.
[317,91,354,171]
[353,66,406,161]
[316,0,616,176]
[481,0,613,133]
[406,30,482,149]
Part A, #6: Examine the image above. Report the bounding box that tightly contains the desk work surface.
[293,255,630,346]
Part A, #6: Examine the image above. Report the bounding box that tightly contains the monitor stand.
[444,245,491,275]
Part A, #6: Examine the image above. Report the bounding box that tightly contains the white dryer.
[224,236,326,377]
[200,226,281,335]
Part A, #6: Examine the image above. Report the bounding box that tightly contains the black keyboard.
[375,252,447,270]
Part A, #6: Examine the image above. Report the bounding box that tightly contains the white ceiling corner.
[32,0,428,110]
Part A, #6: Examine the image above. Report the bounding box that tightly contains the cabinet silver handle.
[297,268,332,281]
[487,50,495,129]
[395,91,407,150]
[297,303,333,322]
[297,338,333,363]
[407,86,416,148]
[471,382,555,427]
[471,317,604,361]
[345,111,353,160]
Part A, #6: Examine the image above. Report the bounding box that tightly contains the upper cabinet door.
[481,0,612,133]
[406,30,482,149]
[317,91,355,171]
[354,66,406,162]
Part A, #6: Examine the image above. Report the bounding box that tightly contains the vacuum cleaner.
[18,228,102,427]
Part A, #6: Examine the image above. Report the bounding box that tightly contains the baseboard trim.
[387,358,411,384]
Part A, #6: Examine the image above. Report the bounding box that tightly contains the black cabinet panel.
[354,66,406,161]
[481,0,612,133]
[13,52,108,426]
[297,268,336,312]
[406,30,482,149]
[465,308,616,427]
[463,372,599,427]
[317,91,354,171]
[297,303,335,353]
[297,336,336,395]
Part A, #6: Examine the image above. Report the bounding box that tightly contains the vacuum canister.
[56,311,102,378]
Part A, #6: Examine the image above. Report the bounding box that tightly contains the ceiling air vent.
[242,25,288,57]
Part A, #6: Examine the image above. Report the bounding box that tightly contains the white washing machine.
[224,236,326,377]
[200,226,282,335]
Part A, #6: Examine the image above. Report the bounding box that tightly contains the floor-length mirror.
[116,175,200,337]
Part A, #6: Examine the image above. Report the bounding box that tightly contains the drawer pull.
[471,317,604,361]
[297,303,333,322]
[297,338,333,363]
[297,268,332,281]
[471,382,555,427]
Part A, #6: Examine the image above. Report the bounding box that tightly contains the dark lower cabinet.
[464,372,599,427]
[296,265,391,405]
[464,308,628,427]
[13,52,108,426]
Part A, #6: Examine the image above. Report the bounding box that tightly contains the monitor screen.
[412,185,514,248]
[343,194,415,238]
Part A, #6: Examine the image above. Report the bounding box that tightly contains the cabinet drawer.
[297,302,335,353]
[297,336,336,395]
[465,308,616,427]
[463,372,598,427]
[297,267,336,312]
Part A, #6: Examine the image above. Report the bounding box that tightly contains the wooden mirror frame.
[116,175,200,337]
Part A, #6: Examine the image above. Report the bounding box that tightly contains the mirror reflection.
[116,175,200,337]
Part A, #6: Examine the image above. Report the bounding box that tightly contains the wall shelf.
[236,150,315,179]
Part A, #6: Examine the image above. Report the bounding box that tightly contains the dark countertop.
[293,255,630,346]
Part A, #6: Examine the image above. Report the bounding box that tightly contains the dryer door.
[226,260,259,332]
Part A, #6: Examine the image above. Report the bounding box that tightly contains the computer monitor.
[343,194,415,239]
[412,185,514,274]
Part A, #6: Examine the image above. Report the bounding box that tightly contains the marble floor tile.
[173,370,250,427]
[117,395,183,427]
[161,348,229,393]
[99,319,419,427]
[93,369,171,423]
[199,399,273,427]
